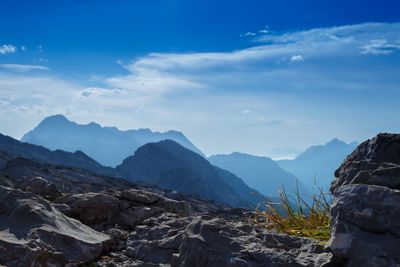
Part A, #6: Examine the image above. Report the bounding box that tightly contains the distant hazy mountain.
[21,114,204,167]
[116,140,266,208]
[277,139,357,190]
[209,152,308,198]
[0,133,114,176]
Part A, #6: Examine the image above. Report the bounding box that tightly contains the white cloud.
[0,44,17,55]
[0,64,50,72]
[290,54,304,62]
[259,25,269,34]
[79,87,126,98]
[360,39,400,55]
[240,32,256,37]
[20,46,27,51]
[0,23,400,156]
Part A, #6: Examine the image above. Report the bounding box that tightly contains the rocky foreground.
[1,133,400,266]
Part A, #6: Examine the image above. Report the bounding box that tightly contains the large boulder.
[55,192,120,227]
[0,185,110,266]
[331,133,400,192]
[16,176,62,200]
[329,184,400,266]
[328,133,400,266]
[55,189,193,231]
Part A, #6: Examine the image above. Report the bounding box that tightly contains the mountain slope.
[116,140,266,208]
[21,114,204,167]
[0,133,114,176]
[209,152,308,197]
[277,139,357,190]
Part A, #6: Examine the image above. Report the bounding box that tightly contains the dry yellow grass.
[253,185,332,243]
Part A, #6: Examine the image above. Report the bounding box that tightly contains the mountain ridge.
[21,114,204,167]
[209,152,308,198]
[116,139,267,208]
[1,132,266,209]
[0,132,114,176]
[277,138,358,190]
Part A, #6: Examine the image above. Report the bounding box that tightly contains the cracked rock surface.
[0,186,110,267]
[328,133,400,267]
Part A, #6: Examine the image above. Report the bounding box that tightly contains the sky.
[1,0,400,158]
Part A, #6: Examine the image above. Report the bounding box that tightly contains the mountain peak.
[21,115,204,166]
[326,138,346,146]
[40,114,70,125]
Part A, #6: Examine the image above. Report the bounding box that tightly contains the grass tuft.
[253,183,332,243]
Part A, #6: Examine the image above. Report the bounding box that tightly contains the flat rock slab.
[0,185,110,267]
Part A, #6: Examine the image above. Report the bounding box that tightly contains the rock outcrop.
[98,213,335,267]
[328,133,400,266]
[1,180,335,266]
[0,185,110,267]
[55,189,192,231]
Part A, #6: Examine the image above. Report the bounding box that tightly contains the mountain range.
[19,114,357,200]
[0,131,265,208]
[0,133,114,176]
[277,139,358,190]
[21,114,203,167]
[116,140,266,208]
[209,152,309,197]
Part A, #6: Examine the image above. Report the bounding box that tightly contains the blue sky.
[1,0,400,158]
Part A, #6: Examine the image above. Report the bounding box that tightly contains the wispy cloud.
[240,32,256,37]
[0,64,50,72]
[101,23,400,99]
[79,87,126,98]
[0,44,17,55]
[360,39,400,55]
[1,23,399,156]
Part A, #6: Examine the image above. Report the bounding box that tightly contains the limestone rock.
[17,176,62,200]
[174,216,334,267]
[328,184,400,266]
[56,192,120,227]
[98,213,335,267]
[331,133,400,192]
[0,185,110,267]
[328,133,400,266]
[120,188,160,204]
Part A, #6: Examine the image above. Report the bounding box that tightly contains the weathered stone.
[173,216,334,267]
[0,185,110,267]
[56,192,120,226]
[328,184,400,266]
[108,213,334,267]
[19,176,62,200]
[120,189,160,204]
[107,228,129,250]
[328,133,400,266]
[331,133,400,193]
